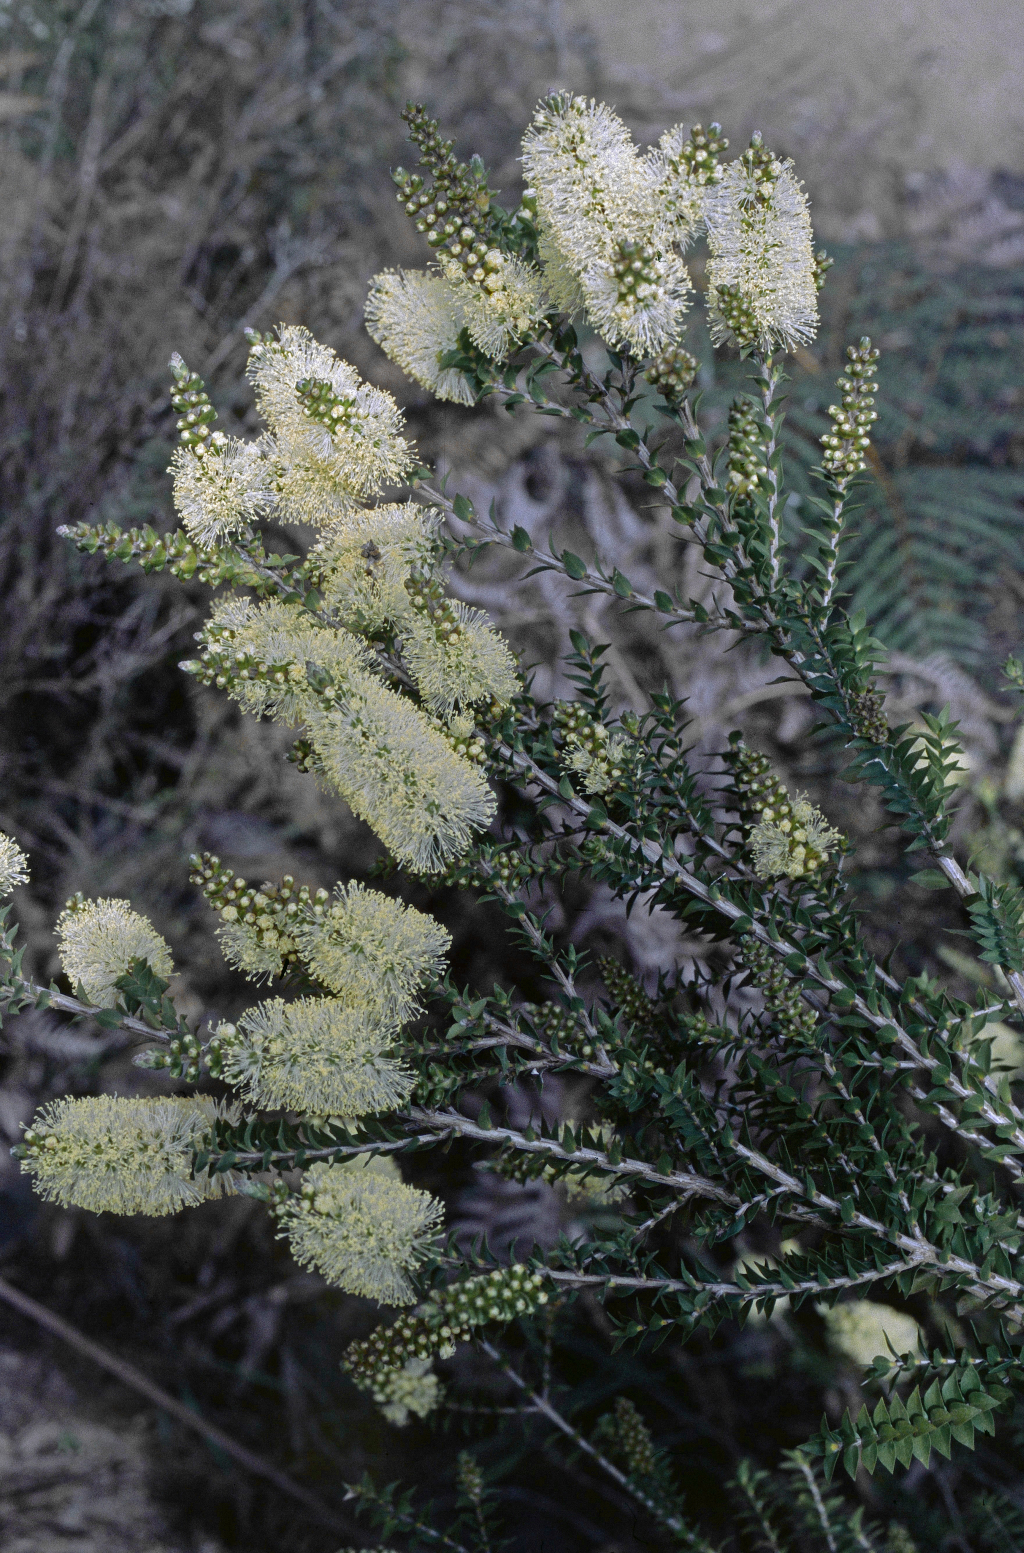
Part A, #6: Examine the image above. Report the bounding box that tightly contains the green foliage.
[810,1363,1007,1480]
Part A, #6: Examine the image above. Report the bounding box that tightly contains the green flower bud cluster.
[711,282,758,351]
[394,104,496,280]
[615,1396,657,1477]
[441,717,488,768]
[169,354,226,456]
[404,562,466,646]
[738,131,783,212]
[554,702,636,797]
[740,935,816,1040]
[295,375,362,437]
[597,956,657,1036]
[343,1266,549,1389]
[520,1000,599,1060]
[813,249,835,292]
[57,519,302,592]
[286,736,323,775]
[433,840,535,893]
[725,738,790,825]
[820,337,880,491]
[727,398,768,498]
[849,683,890,746]
[135,1029,204,1082]
[671,122,728,186]
[188,852,327,976]
[180,619,307,695]
[645,345,699,403]
[612,239,660,310]
[456,1451,485,1508]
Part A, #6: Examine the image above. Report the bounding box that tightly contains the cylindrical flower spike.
[187,597,496,872]
[0,832,29,896]
[292,882,450,1021]
[17,1096,236,1215]
[401,601,519,718]
[310,689,496,874]
[522,93,693,354]
[309,503,441,633]
[246,325,414,523]
[703,133,818,354]
[365,269,477,404]
[277,1160,443,1305]
[190,595,372,727]
[211,996,413,1116]
[170,434,278,547]
[749,796,842,881]
[56,896,174,1008]
[368,1356,442,1427]
[438,253,547,358]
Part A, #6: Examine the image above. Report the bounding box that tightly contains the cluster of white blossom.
[171,326,518,874]
[367,97,819,378]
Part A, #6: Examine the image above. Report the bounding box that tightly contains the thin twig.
[0,1274,353,1533]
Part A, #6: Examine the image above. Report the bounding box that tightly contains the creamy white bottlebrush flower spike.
[438,252,547,358]
[309,503,440,632]
[369,1357,442,1427]
[277,1159,443,1305]
[521,94,696,354]
[247,325,414,524]
[18,1096,238,1215]
[402,601,520,718]
[211,996,413,1117]
[191,595,498,873]
[291,882,451,1023]
[703,133,818,353]
[0,831,29,897]
[309,691,496,873]
[170,434,277,547]
[56,896,174,1007]
[365,269,476,405]
[749,797,842,881]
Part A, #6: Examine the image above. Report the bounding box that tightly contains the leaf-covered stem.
[475,1339,704,1544]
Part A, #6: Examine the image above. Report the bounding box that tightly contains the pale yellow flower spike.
[703,137,818,354]
[749,796,842,881]
[438,253,547,358]
[216,917,292,983]
[201,595,371,726]
[246,324,414,525]
[402,603,520,718]
[365,269,476,404]
[371,1357,443,1427]
[213,996,414,1116]
[56,897,174,1008]
[292,882,451,1023]
[170,434,277,546]
[19,1096,237,1216]
[278,1160,443,1305]
[0,831,29,897]
[521,93,693,354]
[310,503,440,633]
[197,597,496,871]
[310,689,496,874]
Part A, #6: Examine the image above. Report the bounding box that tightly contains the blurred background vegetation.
[0,2,1022,1549]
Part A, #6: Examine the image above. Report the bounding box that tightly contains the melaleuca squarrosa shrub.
[5,93,1024,1550]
